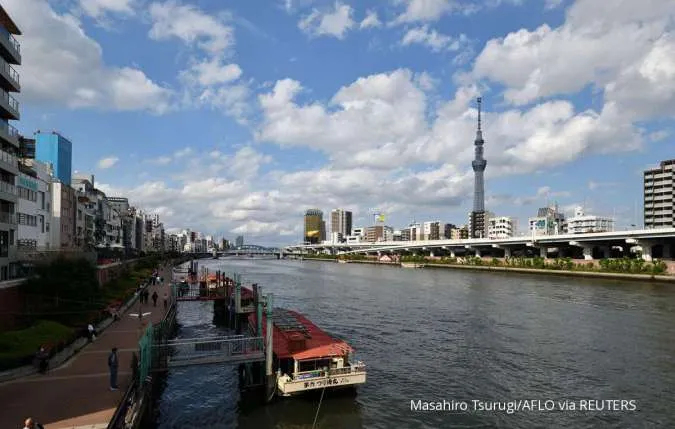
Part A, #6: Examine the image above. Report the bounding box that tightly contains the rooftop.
[251,308,352,360]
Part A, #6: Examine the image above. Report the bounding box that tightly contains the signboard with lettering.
[19,177,38,191]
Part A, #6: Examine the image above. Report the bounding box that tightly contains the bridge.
[284,228,675,261]
[155,335,265,367]
[219,244,282,256]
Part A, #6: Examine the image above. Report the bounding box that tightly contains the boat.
[337,259,348,264]
[401,262,425,268]
[249,309,366,397]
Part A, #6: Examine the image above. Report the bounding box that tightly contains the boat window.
[298,359,331,372]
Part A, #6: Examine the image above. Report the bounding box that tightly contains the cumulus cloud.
[360,10,382,29]
[4,0,172,114]
[97,156,119,169]
[79,0,135,19]
[298,2,355,39]
[401,26,471,54]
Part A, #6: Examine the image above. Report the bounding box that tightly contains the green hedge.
[431,256,669,275]
[0,320,74,371]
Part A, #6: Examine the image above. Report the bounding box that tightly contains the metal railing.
[0,89,18,113]
[0,180,15,195]
[0,146,17,165]
[294,362,366,380]
[0,27,20,55]
[0,58,18,85]
[158,336,265,367]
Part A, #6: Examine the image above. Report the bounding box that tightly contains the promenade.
[0,265,173,429]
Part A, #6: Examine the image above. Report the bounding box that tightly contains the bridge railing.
[155,336,265,366]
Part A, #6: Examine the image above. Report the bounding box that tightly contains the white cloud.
[79,0,134,18]
[648,130,670,142]
[97,156,119,169]
[148,156,173,165]
[588,181,617,191]
[392,0,460,24]
[401,25,470,53]
[148,1,234,55]
[471,0,675,113]
[182,59,242,86]
[360,10,382,29]
[299,2,355,39]
[4,0,172,114]
[173,147,193,158]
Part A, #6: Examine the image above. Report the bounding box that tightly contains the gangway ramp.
[156,335,265,367]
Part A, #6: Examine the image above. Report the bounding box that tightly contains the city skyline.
[5,0,674,246]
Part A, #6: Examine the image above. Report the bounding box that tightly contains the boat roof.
[250,308,352,360]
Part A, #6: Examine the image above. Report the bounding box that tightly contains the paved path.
[0,264,175,429]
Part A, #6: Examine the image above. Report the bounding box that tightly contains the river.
[151,258,675,428]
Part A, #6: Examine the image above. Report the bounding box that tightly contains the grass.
[0,320,75,371]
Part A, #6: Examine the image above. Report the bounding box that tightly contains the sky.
[4,0,674,246]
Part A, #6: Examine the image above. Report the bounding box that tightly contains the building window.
[9,229,13,245]
[39,215,44,233]
[39,191,45,210]
[0,231,7,257]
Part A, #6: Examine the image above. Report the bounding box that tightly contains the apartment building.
[564,207,614,234]
[0,6,21,279]
[644,159,674,228]
[487,216,516,239]
[330,209,352,240]
[16,161,52,250]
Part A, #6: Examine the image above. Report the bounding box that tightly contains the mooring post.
[265,293,274,402]
[256,285,263,337]
[235,276,242,314]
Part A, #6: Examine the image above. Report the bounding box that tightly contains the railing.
[0,58,18,85]
[0,89,18,113]
[0,27,20,55]
[158,336,265,366]
[293,362,367,380]
[0,146,17,165]
[0,180,15,195]
[0,120,18,141]
[0,211,16,224]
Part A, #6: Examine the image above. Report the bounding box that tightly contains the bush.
[0,320,74,371]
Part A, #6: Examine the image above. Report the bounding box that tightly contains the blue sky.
[5,0,675,245]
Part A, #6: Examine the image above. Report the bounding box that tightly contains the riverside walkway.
[0,265,173,429]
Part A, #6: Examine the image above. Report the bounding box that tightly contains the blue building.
[35,131,72,185]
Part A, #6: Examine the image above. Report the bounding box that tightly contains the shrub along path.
[0,265,174,429]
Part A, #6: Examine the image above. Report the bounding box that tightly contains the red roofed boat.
[249,308,366,397]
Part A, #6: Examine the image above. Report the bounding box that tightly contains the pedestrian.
[163,292,168,311]
[87,323,96,342]
[23,417,45,429]
[152,291,158,307]
[108,347,119,391]
[142,289,148,304]
[35,346,48,374]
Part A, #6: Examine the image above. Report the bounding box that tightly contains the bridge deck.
[155,335,265,367]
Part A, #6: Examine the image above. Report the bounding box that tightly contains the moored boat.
[401,262,424,268]
[249,309,366,397]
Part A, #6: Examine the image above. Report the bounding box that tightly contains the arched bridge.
[221,245,282,255]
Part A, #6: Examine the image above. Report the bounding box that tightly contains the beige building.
[644,159,674,229]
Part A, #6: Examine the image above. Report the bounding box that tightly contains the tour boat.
[338,259,348,264]
[401,262,425,268]
[249,309,366,397]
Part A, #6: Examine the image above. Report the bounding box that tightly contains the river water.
[152,258,675,429]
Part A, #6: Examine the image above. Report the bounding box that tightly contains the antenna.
[476,97,482,131]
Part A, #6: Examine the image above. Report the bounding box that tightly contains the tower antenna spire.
[477,96,482,132]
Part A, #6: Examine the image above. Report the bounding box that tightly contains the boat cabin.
[249,308,366,396]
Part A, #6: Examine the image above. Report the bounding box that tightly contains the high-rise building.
[35,131,73,186]
[304,209,324,244]
[235,235,244,248]
[0,6,21,280]
[470,97,487,239]
[330,209,352,240]
[423,221,441,240]
[644,159,674,229]
[529,205,565,236]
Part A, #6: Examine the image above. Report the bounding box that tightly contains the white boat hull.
[401,263,424,268]
[277,372,366,396]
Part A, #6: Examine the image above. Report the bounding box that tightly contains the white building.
[16,161,52,249]
[564,207,615,234]
[644,159,674,228]
[487,216,516,239]
[345,227,365,244]
[422,221,441,240]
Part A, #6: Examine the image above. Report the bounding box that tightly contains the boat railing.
[294,362,366,380]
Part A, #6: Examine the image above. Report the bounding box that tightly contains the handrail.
[0,89,18,112]
[0,27,20,55]
[0,58,18,84]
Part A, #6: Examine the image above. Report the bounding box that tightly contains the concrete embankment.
[301,258,675,283]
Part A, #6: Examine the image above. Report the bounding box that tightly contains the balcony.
[0,147,17,174]
[0,180,16,201]
[0,120,18,148]
[0,57,18,92]
[0,211,16,224]
[0,27,20,65]
[0,89,18,120]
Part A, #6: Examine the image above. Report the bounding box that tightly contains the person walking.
[87,323,96,342]
[163,292,168,311]
[23,417,44,429]
[108,347,119,391]
[151,291,158,307]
